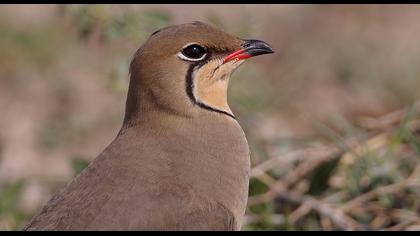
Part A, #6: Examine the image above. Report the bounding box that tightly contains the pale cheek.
[193,62,237,113]
[214,62,242,80]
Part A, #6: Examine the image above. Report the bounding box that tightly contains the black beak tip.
[266,49,275,54]
[242,39,275,57]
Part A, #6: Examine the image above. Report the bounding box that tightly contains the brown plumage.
[23,21,273,231]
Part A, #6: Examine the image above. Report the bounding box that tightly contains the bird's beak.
[223,39,274,63]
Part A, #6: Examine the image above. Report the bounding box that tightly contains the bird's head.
[126,21,273,123]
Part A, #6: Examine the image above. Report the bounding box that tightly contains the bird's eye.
[178,43,207,61]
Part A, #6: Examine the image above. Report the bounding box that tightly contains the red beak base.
[223,39,274,64]
[223,49,253,63]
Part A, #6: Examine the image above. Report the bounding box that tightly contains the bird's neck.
[121,74,235,132]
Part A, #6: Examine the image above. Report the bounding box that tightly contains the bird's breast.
[163,116,250,223]
[118,114,250,229]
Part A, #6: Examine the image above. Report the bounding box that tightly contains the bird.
[23,21,273,231]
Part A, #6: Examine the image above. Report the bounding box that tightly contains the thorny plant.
[244,102,420,231]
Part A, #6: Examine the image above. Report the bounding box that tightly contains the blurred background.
[1,4,420,231]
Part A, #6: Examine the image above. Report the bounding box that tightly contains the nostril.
[243,42,251,48]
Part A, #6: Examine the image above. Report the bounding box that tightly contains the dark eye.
[179,44,207,61]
